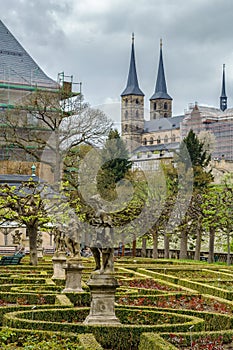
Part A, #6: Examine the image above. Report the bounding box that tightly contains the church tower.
[121,34,144,149]
[150,39,172,120]
[220,64,227,111]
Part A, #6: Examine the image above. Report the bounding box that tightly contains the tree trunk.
[122,243,125,257]
[227,231,231,266]
[54,129,62,184]
[194,221,202,261]
[152,230,158,259]
[180,230,188,260]
[28,224,38,266]
[141,237,147,258]
[208,227,215,263]
[132,238,136,257]
[164,232,170,259]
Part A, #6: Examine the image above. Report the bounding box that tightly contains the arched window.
[164,102,168,110]
[143,138,147,145]
[149,137,153,145]
[136,110,139,118]
[171,134,176,142]
[157,136,161,144]
[164,135,168,143]
[153,102,156,110]
[136,98,139,104]
[125,110,128,119]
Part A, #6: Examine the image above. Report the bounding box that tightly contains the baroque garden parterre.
[0,257,233,349]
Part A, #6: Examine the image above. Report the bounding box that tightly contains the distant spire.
[121,33,144,96]
[150,39,172,100]
[220,64,227,111]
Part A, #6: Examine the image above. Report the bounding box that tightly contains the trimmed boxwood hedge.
[138,333,178,350]
[2,307,204,350]
[0,327,103,349]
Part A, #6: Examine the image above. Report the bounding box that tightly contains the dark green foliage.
[96,129,132,200]
[139,333,178,350]
[179,129,213,188]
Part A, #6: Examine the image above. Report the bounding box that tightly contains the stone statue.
[12,230,22,245]
[37,231,43,248]
[63,217,81,258]
[53,225,66,254]
[89,195,114,274]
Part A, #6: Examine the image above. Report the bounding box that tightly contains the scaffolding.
[57,72,82,114]
[181,106,233,161]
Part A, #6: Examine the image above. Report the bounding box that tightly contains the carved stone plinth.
[84,273,120,325]
[62,257,84,293]
[37,248,43,258]
[52,253,67,280]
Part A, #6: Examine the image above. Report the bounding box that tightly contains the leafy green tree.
[0,179,61,266]
[178,129,213,260]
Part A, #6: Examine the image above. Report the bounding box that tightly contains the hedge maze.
[1,257,233,349]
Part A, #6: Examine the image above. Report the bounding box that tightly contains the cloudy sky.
[1,0,233,127]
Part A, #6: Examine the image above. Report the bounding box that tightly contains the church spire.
[220,64,227,111]
[121,33,144,96]
[150,39,172,100]
[149,39,172,119]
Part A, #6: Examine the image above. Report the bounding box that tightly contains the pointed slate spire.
[121,33,144,96]
[150,39,172,100]
[220,64,227,111]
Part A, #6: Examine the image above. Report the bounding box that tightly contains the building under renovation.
[0,20,80,180]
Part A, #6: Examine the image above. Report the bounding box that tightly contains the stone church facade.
[121,35,233,170]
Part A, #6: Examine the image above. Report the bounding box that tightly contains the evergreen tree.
[179,129,213,188]
[97,129,132,200]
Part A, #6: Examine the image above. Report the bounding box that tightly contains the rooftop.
[0,20,58,90]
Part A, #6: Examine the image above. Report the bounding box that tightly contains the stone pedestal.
[37,248,43,258]
[84,273,120,325]
[52,253,67,280]
[62,257,84,293]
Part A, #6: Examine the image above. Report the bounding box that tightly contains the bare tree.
[1,90,112,182]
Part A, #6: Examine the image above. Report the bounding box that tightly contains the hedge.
[0,327,103,349]
[138,333,178,350]
[3,307,204,350]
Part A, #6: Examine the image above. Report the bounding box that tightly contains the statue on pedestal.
[89,195,114,274]
[37,232,43,248]
[53,225,66,255]
[64,217,81,259]
[11,230,22,246]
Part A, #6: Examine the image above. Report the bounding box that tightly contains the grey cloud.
[1,0,233,118]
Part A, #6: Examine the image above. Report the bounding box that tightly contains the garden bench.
[200,256,208,262]
[0,253,24,265]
